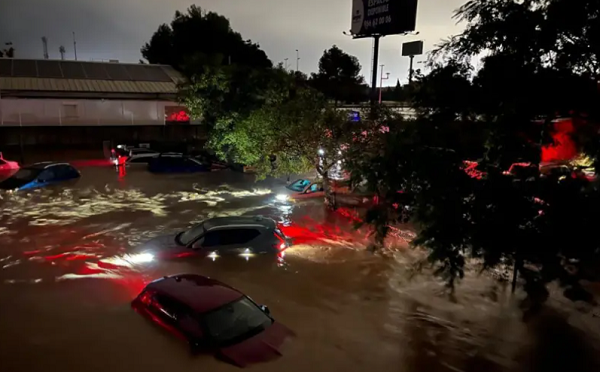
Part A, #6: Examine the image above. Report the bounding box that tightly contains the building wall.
[0,97,189,126]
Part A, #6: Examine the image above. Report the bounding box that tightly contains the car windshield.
[286,179,310,192]
[202,297,272,345]
[11,168,41,182]
[178,223,205,245]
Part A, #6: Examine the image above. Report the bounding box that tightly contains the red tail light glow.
[274,231,287,250]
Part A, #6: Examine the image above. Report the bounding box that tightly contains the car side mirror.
[260,305,270,315]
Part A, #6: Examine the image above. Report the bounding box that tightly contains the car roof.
[146,274,244,314]
[203,216,276,231]
[27,162,72,170]
[131,148,157,152]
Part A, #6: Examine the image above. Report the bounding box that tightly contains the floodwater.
[1,165,599,372]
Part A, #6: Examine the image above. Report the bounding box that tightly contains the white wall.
[0,98,193,126]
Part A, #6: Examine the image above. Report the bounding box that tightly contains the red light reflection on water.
[279,213,365,246]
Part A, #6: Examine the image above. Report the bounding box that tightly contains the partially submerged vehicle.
[132,274,295,367]
[0,162,80,191]
[148,154,209,173]
[275,179,325,202]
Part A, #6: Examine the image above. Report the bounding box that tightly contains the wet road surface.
[1,166,599,372]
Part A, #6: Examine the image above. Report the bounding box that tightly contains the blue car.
[0,162,81,191]
[148,155,209,173]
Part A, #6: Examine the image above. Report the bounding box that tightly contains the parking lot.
[0,166,599,372]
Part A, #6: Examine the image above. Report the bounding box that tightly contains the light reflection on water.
[0,168,599,372]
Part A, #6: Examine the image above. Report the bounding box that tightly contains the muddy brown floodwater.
[1,166,600,372]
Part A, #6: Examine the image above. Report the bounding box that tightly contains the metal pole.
[370,35,381,105]
[18,107,24,164]
[379,64,384,104]
[408,55,414,84]
[295,50,300,71]
[73,32,78,61]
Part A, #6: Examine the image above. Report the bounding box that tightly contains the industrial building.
[0,58,202,159]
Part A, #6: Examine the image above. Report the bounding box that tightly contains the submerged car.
[148,154,209,173]
[132,274,294,367]
[125,148,161,165]
[0,162,80,191]
[137,216,291,260]
[275,179,325,203]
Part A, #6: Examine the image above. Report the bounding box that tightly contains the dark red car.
[132,274,294,367]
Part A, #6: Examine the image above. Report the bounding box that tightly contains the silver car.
[137,216,291,260]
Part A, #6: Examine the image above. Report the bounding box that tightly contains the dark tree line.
[345,0,600,308]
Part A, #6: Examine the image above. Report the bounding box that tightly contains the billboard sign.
[351,0,418,38]
[402,40,424,56]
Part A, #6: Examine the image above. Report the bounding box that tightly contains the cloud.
[0,0,467,84]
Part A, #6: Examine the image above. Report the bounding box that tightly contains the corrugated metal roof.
[0,77,178,94]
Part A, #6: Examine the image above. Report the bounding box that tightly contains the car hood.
[0,177,30,190]
[218,322,295,368]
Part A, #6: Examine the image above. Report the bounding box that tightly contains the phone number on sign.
[364,15,392,29]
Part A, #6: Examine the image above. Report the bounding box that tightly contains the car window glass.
[11,168,39,181]
[202,297,272,344]
[180,223,205,245]
[288,179,309,192]
[307,183,321,193]
[53,165,73,178]
[205,229,261,247]
[38,168,55,181]
[202,231,222,247]
[154,294,186,320]
[130,157,149,163]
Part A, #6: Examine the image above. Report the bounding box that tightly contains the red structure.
[541,119,578,163]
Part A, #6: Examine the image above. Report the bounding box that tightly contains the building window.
[63,104,78,118]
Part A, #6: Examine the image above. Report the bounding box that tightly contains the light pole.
[295,49,300,72]
[379,65,390,104]
[284,58,289,70]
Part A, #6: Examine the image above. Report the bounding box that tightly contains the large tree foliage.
[309,45,367,105]
[348,0,600,305]
[208,67,352,180]
[179,64,273,130]
[141,5,271,75]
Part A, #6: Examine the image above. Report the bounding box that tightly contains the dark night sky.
[0,0,466,85]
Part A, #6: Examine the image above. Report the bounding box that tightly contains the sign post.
[350,0,419,105]
[401,40,424,84]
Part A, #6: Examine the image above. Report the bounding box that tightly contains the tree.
[208,67,355,205]
[0,42,15,58]
[309,45,366,105]
[141,5,271,75]
[347,0,600,306]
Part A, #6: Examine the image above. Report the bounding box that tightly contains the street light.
[295,49,300,72]
[379,65,390,104]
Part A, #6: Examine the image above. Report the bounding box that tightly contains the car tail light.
[274,232,287,250]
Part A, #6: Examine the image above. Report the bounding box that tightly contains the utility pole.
[370,35,381,106]
[295,49,300,72]
[73,32,78,61]
[408,55,415,84]
[379,65,390,104]
[41,37,49,59]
